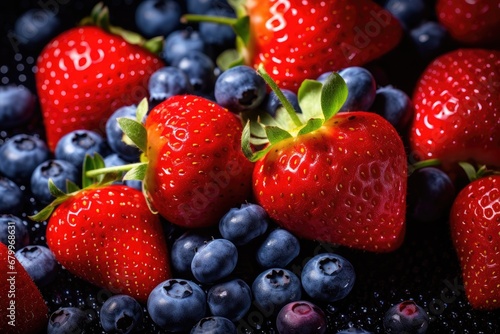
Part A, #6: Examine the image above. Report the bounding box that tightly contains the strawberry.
[436,0,500,46]
[450,172,500,310]
[185,0,402,92]
[243,66,407,252]
[35,3,164,151]
[31,163,171,304]
[409,48,500,168]
[0,242,49,333]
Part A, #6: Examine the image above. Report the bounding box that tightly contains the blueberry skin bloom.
[383,300,429,334]
[0,176,23,214]
[190,316,237,334]
[370,85,414,133]
[172,51,216,94]
[0,134,50,183]
[135,0,182,38]
[54,130,109,170]
[30,159,80,204]
[276,301,327,334]
[0,85,35,129]
[256,228,300,268]
[301,253,355,302]
[219,203,269,246]
[207,279,252,322]
[15,245,58,287]
[105,105,141,162]
[0,214,29,251]
[148,66,193,105]
[147,279,207,332]
[191,238,238,284]
[252,268,302,314]
[338,66,377,112]
[100,294,143,334]
[214,65,267,113]
[47,307,91,334]
[162,29,207,65]
[170,231,213,277]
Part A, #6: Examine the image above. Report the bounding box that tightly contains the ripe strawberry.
[409,48,500,168]
[450,174,500,310]
[32,179,171,304]
[436,0,500,46]
[185,0,402,92]
[35,3,164,151]
[245,67,407,252]
[0,243,49,333]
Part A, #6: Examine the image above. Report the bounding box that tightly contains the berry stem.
[85,162,144,178]
[181,14,238,26]
[410,158,441,171]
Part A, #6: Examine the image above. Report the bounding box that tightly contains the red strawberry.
[0,243,49,333]
[436,0,500,46]
[245,68,407,252]
[409,48,500,168]
[35,4,164,151]
[450,174,500,310]
[186,0,402,92]
[33,183,170,304]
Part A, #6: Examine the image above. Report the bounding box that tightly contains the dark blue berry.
[214,65,266,113]
[30,159,80,204]
[219,203,268,246]
[276,301,327,334]
[172,51,216,94]
[100,294,143,334]
[170,230,213,277]
[0,85,35,129]
[338,66,377,112]
[104,153,128,168]
[147,278,207,332]
[256,228,300,268]
[301,253,355,302]
[148,66,193,105]
[0,134,50,183]
[316,71,333,83]
[135,0,182,38]
[13,8,61,51]
[47,307,91,334]
[190,316,236,334]
[207,278,252,322]
[336,326,374,333]
[370,85,414,133]
[198,7,236,54]
[186,0,230,15]
[15,245,58,286]
[384,0,427,30]
[0,176,23,214]
[407,167,455,224]
[191,238,238,283]
[410,21,449,61]
[0,214,29,251]
[54,129,109,170]
[161,29,207,65]
[263,89,302,117]
[105,105,141,162]
[252,268,302,314]
[383,300,429,334]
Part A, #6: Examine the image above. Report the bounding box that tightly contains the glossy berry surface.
[219,203,269,246]
[30,159,80,204]
[190,316,237,334]
[100,294,143,334]
[0,214,29,251]
[252,268,302,313]
[207,278,252,322]
[338,67,377,112]
[256,228,300,268]
[54,129,109,170]
[172,51,216,95]
[370,85,414,133]
[409,21,450,61]
[276,300,327,334]
[105,105,141,162]
[383,300,429,333]
[384,0,427,30]
[134,0,182,38]
[47,307,91,334]
[148,66,193,105]
[191,238,238,283]
[161,29,207,64]
[15,244,58,287]
[0,176,23,214]
[170,230,213,277]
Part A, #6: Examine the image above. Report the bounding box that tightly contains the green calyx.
[242,64,348,162]
[80,2,163,54]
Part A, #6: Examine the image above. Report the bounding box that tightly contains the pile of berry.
[1,0,499,333]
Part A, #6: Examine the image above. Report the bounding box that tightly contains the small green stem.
[410,158,441,171]
[181,14,238,26]
[85,162,143,178]
[257,64,303,127]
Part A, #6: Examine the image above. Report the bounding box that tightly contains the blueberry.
[172,51,216,94]
[147,278,207,331]
[198,7,236,54]
[0,214,29,251]
[252,268,302,314]
[105,105,141,162]
[256,228,300,268]
[214,65,266,113]
[301,253,355,302]
[338,67,377,112]
[316,71,333,83]
[0,134,50,183]
[370,85,414,133]
[336,326,374,333]
[104,153,129,168]
[219,203,269,246]
[207,278,252,322]
[186,0,230,15]
[276,301,327,334]
[170,230,213,277]
[148,66,193,105]
[135,0,182,38]
[410,21,449,61]
[54,129,109,170]
[190,316,236,334]
[384,0,427,30]
[383,300,429,334]
[407,167,455,224]
[0,85,35,129]
[191,238,238,283]
[13,8,61,51]
[161,29,207,65]
[16,245,58,286]
[31,159,80,204]
[263,89,302,117]
[0,176,23,214]
[100,294,143,334]
[47,307,91,334]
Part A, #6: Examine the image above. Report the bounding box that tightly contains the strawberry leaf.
[321,72,348,121]
[298,79,324,120]
[233,16,250,45]
[123,163,148,181]
[298,118,324,136]
[66,180,80,194]
[136,98,149,123]
[48,179,67,198]
[82,154,106,188]
[265,126,292,145]
[242,120,272,162]
[217,49,244,71]
[118,117,147,152]
[29,193,71,222]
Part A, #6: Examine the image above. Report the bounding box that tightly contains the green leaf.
[136,98,149,123]
[297,118,324,136]
[233,16,250,45]
[143,36,164,54]
[458,162,479,182]
[66,180,80,194]
[48,179,66,198]
[217,49,244,71]
[118,117,147,152]
[123,163,148,181]
[82,154,105,188]
[29,194,71,222]
[321,72,348,121]
[298,79,324,120]
[265,126,292,145]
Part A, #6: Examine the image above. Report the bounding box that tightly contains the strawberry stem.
[257,64,303,127]
[85,162,144,178]
[181,14,239,26]
[410,158,441,171]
